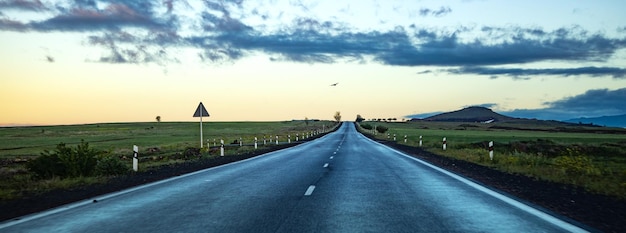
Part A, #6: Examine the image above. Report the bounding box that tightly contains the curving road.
[1,123,591,232]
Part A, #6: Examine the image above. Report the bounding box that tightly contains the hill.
[565,114,626,128]
[422,106,515,122]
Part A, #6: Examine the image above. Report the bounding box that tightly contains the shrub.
[360,124,373,130]
[553,155,600,176]
[95,156,128,176]
[59,140,99,177]
[376,125,389,133]
[26,152,66,179]
[183,147,201,159]
[27,140,102,179]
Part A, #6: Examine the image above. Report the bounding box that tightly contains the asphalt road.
[1,123,591,232]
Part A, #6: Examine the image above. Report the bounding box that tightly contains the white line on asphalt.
[323,163,329,168]
[330,156,334,159]
[360,133,590,233]
[304,185,316,196]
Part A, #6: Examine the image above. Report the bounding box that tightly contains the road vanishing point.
[1,123,592,232]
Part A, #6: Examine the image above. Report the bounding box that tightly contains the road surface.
[1,123,591,232]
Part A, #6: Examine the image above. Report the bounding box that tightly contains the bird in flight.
[330,83,338,86]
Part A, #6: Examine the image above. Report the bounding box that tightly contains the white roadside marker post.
[213,139,216,147]
[419,135,423,147]
[254,137,258,149]
[296,133,299,142]
[443,137,447,150]
[239,137,243,147]
[275,135,279,145]
[393,134,396,141]
[489,141,494,161]
[288,134,291,143]
[220,139,224,156]
[133,145,138,172]
[404,135,407,143]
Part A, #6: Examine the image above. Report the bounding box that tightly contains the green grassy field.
[359,121,626,199]
[0,121,334,158]
[0,121,336,200]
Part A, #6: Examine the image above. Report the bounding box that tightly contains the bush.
[360,124,373,130]
[553,154,600,176]
[27,140,102,179]
[26,152,66,179]
[376,125,389,133]
[95,156,128,176]
[183,147,201,159]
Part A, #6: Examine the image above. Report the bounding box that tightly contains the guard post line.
[132,145,138,171]
[489,141,494,160]
[220,139,224,156]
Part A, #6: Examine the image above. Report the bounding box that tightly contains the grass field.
[0,121,334,158]
[359,121,626,199]
[0,121,337,200]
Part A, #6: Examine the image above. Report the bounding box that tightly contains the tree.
[304,117,309,125]
[334,111,342,122]
[156,116,161,123]
[355,114,365,122]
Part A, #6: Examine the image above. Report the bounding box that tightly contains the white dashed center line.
[330,156,334,159]
[304,185,316,196]
[323,163,329,168]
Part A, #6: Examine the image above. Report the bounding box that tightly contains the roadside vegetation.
[357,121,626,199]
[0,121,337,201]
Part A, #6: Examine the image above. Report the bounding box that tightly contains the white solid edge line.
[304,185,316,196]
[0,130,341,229]
[359,133,589,233]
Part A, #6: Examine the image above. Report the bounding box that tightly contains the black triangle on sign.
[193,102,210,117]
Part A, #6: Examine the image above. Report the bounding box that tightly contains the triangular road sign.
[193,102,210,117]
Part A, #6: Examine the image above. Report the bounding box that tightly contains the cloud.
[445,66,626,79]
[1,0,625,68]
[32,3,168,31]
[419,6,452,17]
[502,88,626,120]
[0,0,47,11]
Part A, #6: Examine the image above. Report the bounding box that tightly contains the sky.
[1,0,625,126]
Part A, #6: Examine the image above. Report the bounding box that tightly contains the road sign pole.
[193,102,210,149]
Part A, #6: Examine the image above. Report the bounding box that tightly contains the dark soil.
[1,129,624,232]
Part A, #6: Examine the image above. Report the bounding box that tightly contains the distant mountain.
[421,106,515,122]
[565,114,626,128]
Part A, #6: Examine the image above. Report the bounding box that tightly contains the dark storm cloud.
[0,0,47,11]
[445,66,626,79]
[1,0,625,68]
[501,88,626,120]
[32,3,169,31]
[408,89,626,120]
